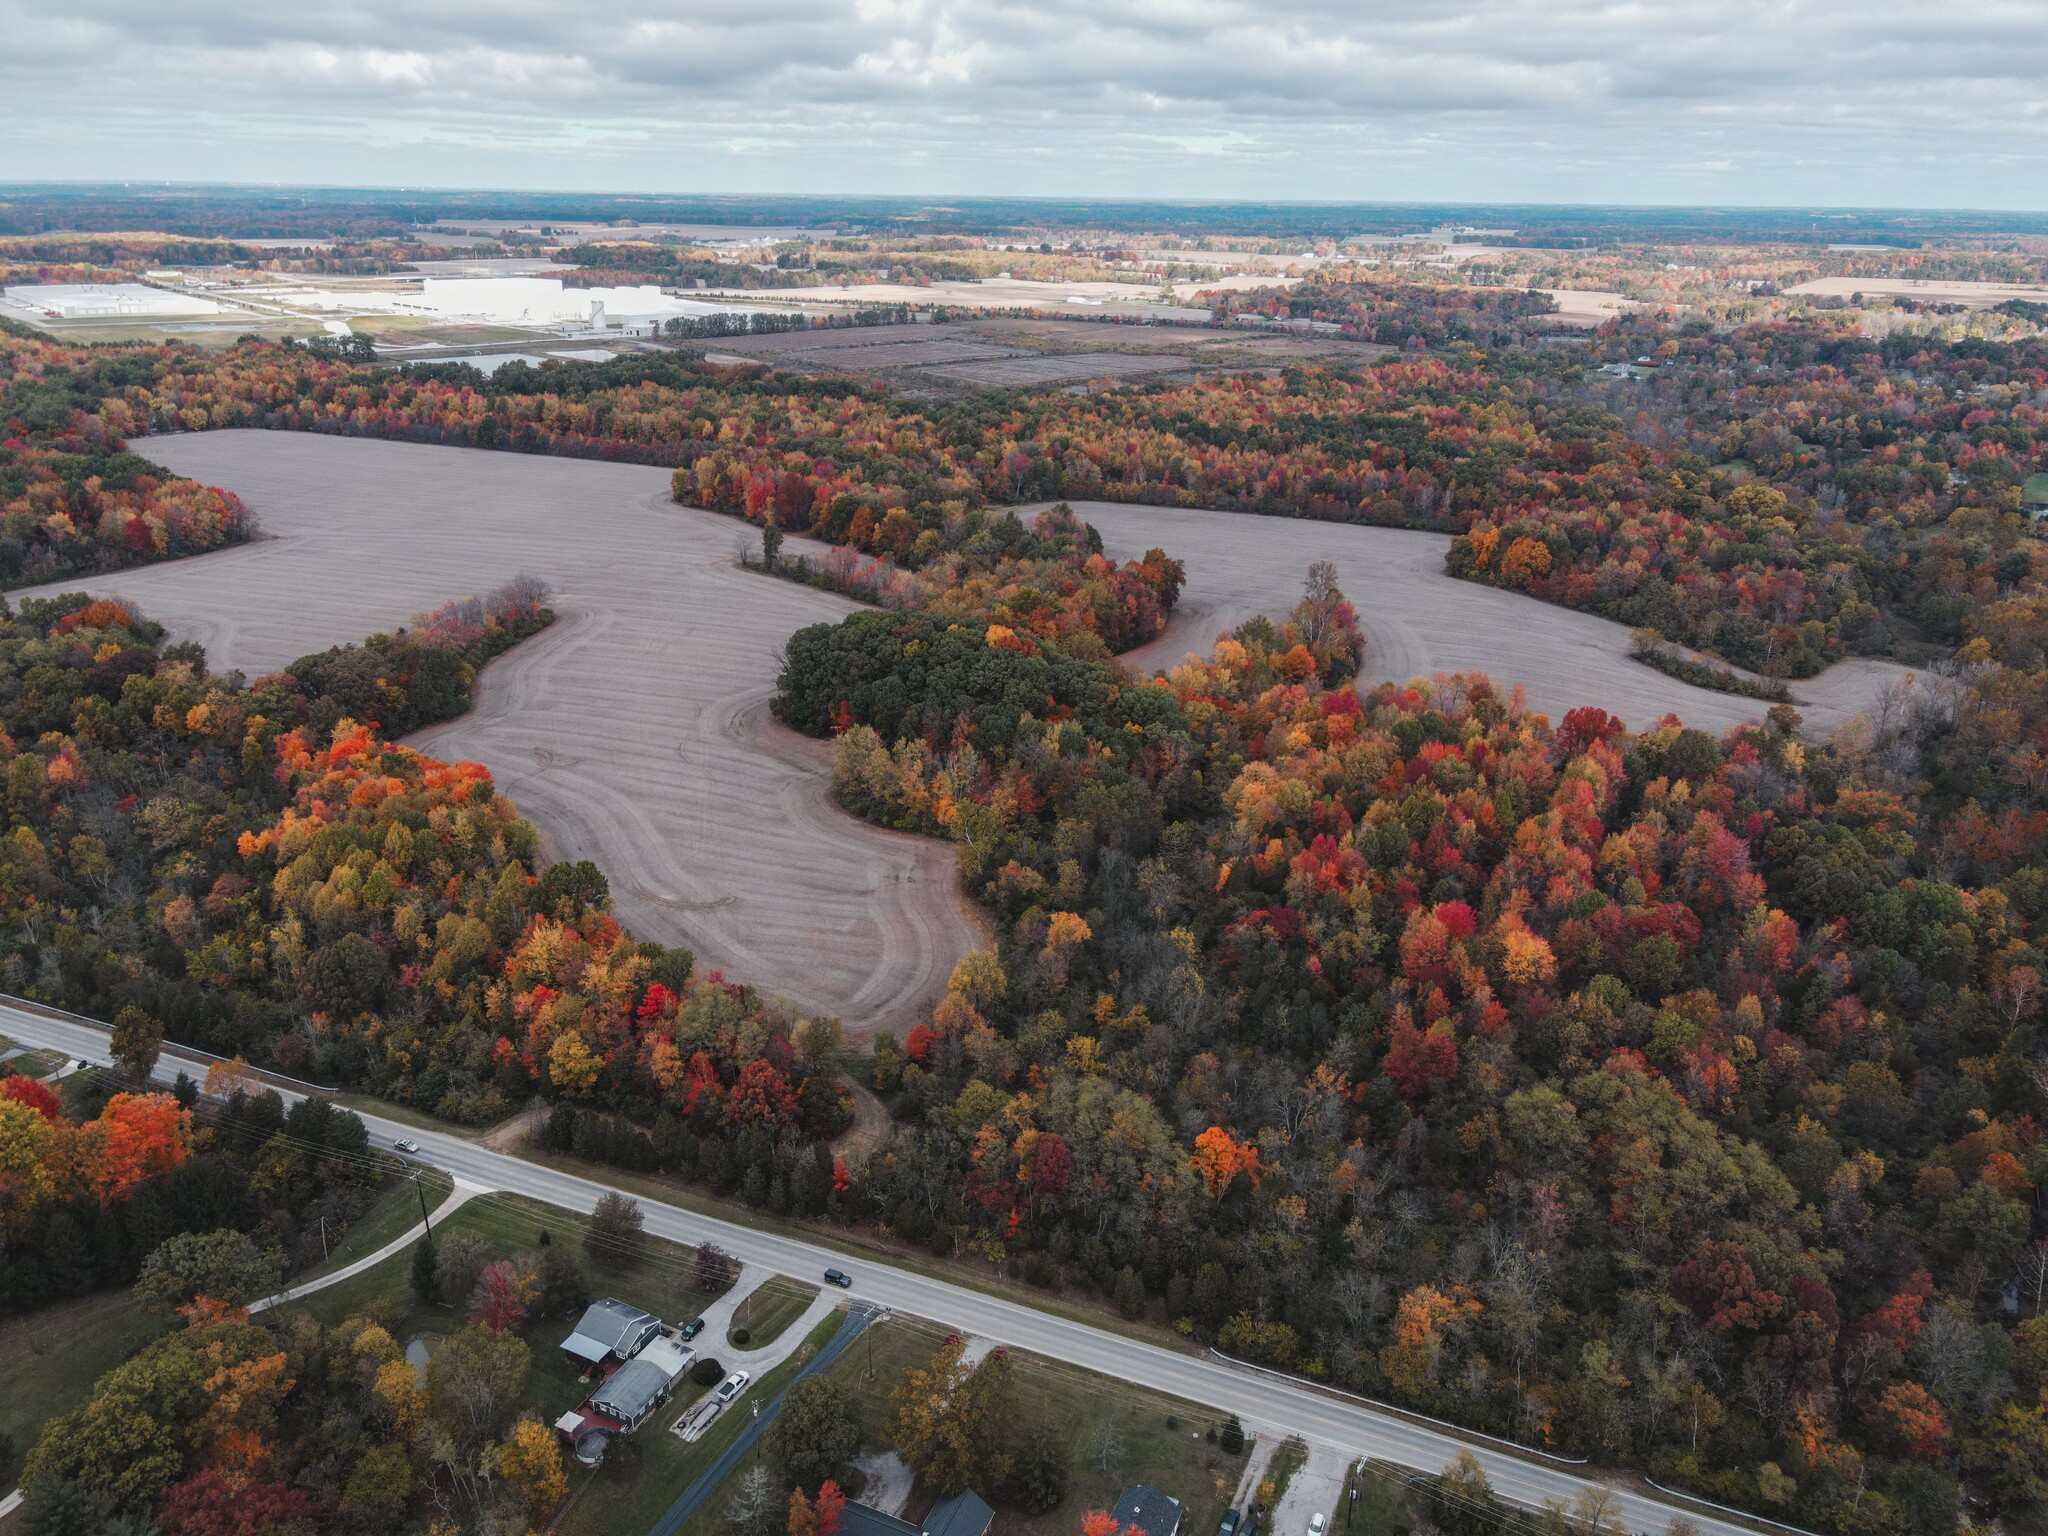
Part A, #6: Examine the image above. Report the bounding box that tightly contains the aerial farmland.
[18,430,990,1036]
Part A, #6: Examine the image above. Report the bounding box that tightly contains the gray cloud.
[2,0,2044,203]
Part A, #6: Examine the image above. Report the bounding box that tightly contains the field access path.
[1065,499,1911,738]
[28,430,988,1037]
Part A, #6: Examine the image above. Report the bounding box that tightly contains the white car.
[393,1138,421,1155]
[716,1370,750,1403]
[1307,1516,1326,1536]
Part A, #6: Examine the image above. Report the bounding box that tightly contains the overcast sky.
[6,0,2046,207]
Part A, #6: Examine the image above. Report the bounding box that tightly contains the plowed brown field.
[22,434,1909,1037]
[22,431,988,1037]
[1061,499,1911,738]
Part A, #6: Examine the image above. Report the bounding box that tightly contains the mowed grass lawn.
[728,1277,819,1350]
[295,1167,454,1283]
[0,1170,448,1485]
[288,1191,728,1335]
[564,1309,845,1536]
[809,1318,1249,1536]
[3,1048,70,1080]
[0,1287,166,1484]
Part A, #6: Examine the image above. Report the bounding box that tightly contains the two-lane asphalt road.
[1,999,1770,1536]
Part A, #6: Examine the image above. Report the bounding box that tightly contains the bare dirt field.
[703,327,1026,368]
[1534,288,1640,327]
[1786,276,2048,309]
[702,277,1209,322]
[923,350,1191,387]
[699,318,1392,388]
[20,435,1913,1036]
[18,431,988,1037]
[1057,500,1912,738]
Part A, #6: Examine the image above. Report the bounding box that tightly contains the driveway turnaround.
[6,999,1779,1536]
[648,1304,880,1536]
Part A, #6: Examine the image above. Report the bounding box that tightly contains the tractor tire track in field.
[1060,498,1912,738]
[26,435,1909,1042]
[21,430,986,1039]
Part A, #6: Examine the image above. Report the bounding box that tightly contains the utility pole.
[414,1172,434,1238]
[318,1215,328,1262]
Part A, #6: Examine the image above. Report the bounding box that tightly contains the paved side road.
[1,1001,1754,1536]
[647,1304,879,1536]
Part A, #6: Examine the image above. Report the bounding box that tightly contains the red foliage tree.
[156,1471,317,1536]
[1384,1013,1458,1102]
[474,1258,537,1332]
[0,1075,60,1121]
[816,1479,846,1536]
[728,1059,800,1126]
[1025,1131,1073,1202]
[1671,1239,1784,1333]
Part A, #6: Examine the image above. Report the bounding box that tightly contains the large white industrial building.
[251,276,749,333]
[399,278,705,327]
[1,283,226,319]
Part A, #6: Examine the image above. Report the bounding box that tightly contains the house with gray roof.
[839,1506,919,1536]
[586,1354,674,1432]
[1113,1486,1182,1536]
[560,1298,661,1375]
[922,1490,994,1536]
[839,1488,994,1536]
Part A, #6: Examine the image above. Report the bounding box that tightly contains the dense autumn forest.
[8,291,2043,678]
[0,325,253,584]
[2,284,2048,1533]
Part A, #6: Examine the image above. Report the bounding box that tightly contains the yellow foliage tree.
[372,1356,425,1435]
[1500,537,1553,586]
[498,1416,569,1516]
[548,1030,601,1097]
[0,1098,56,1231]
[1380,1284,1482,1397]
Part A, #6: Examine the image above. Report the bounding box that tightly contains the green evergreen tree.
[410,1233,438,1303]
[41,1210,96,1294]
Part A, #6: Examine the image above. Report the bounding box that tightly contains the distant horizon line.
[3,180,2047,220]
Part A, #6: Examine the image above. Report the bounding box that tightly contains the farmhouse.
[1112,1486,1183,1536]
[560,1298,661,1375]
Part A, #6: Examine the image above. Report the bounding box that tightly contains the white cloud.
[0,0,2042,203]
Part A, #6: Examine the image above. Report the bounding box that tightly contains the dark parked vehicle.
[679,1317,705,1341]
[1238,1508,1261,1536]
[824,1268,852,1288]
[1220,1511,1241,1536]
